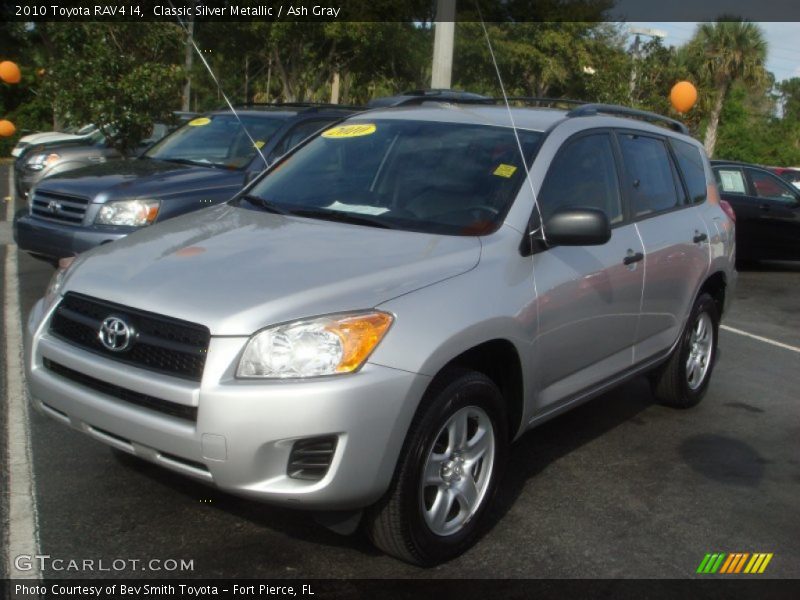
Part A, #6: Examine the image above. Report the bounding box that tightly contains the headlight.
[43,256,81,310]
[237,311,394,379]
[95,199,160,227]
[26,152,60,171]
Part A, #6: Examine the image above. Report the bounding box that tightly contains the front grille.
[44,358,198,422]
[31,189,90,225]
[287,436,338,481]
[50,292,210,381]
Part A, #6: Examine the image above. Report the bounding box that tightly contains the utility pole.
[431,0,456,89]
[330,71,341,104]
[628,26,666,101]
[182,15,195,111]
[244,55,249,103]
[628,34,641,99]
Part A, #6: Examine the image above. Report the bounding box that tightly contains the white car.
[11,124,97,157]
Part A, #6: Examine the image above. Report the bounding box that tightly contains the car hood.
[19,132,83,145]
[33,159,244,201]
[63,205,481,335]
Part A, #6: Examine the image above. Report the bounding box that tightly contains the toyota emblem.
[47,200,62,214]
[98,316,134,352]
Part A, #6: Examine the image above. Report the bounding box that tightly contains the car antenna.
[474,2,547,245]
[167,0,268,166]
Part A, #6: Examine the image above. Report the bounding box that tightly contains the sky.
[628,22,800,84]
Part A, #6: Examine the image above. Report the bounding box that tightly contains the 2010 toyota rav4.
[25,100,736,566]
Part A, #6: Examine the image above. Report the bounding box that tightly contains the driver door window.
[539,133,623,224]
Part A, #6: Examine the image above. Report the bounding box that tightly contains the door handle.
[759,203,770,211]
[623,251,644,265]
[693,232,708,243]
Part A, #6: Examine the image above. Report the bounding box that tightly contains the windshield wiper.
[239,194,291,215]
[289,208,397,229]
[160,158,219,168]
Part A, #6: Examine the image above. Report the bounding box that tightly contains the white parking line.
[721,324,800,354]
[4,169,42,578]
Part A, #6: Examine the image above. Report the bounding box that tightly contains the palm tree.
[691,20,767,157]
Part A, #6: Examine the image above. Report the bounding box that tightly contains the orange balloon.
[0,61,22,84]
[0,120,16,137]
[670,81,697,114]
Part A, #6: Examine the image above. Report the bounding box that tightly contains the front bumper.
[25,299,428,510]
[14,214,130,260]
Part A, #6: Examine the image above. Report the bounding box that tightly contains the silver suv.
[25,100,736,565]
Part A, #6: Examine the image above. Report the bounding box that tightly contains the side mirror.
[543,207,611,246]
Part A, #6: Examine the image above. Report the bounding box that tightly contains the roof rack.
[370,91,589,110]
[501,97,587,108]
[567,104,689,135]
[224,102,364,111]
[368,89,495,108]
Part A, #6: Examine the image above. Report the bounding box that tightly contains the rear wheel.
[365,369,508,566]
[651,292,719,408]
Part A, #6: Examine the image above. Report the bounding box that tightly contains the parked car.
[14,129,120,201]
[25,99,735,565]
[712,160,800,261]
[13,115,197,201]
[11,123,98,158]
[14,104,361,263]
[769,166,800,190]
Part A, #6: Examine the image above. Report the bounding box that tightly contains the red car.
[769,166,800,190]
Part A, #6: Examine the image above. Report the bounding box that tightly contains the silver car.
[25,100,736,565]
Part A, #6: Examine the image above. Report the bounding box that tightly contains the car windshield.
[144,114,284,169]
[87,130,105,145]
[242,119,542,235]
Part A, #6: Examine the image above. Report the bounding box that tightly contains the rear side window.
[539,133,623,224]
[714,168,747,194]
[670,139,707,204]
[618,134,680,217]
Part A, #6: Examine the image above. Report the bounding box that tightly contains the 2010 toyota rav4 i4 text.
[25,100,736,566]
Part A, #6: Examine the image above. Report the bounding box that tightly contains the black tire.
[365,368,508,566]
[650,292,719,408]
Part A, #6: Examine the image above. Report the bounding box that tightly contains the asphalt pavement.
[1,163,799,580]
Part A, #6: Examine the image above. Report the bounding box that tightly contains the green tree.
[196,22,431,105]
[453,22,624,99]
[0,22,53,155]
[688,20,768,157]
[777,78,800,122]
[36,22,184,154]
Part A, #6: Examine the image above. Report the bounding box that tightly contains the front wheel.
[650,292,720,408]
[365,369,508,566]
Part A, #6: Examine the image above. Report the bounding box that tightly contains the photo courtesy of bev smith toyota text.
[1,0,799,597]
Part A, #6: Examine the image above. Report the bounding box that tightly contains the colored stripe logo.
[697,553,773,574]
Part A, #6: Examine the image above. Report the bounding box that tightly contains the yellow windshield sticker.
[254,140,265,149]
[188,117,211,127]
[494,164,517,178]
[322,123,376,139]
